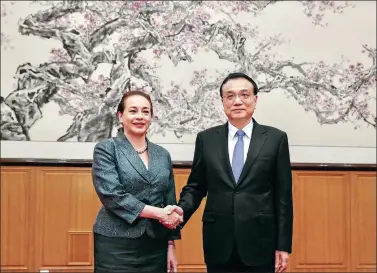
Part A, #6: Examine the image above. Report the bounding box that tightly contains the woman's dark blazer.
[92,131,181,241]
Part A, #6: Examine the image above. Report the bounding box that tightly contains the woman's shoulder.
[94,137,116,151]
[149,141,170,158]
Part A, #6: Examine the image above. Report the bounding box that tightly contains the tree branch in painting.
[1,0,375,142]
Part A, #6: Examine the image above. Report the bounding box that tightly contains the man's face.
[221,78,257,122]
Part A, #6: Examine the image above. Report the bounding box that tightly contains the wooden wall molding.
[1,158,376,171]
[67,231,92,266]
[1,166,375,272]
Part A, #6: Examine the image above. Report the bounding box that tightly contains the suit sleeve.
[164,153,182,240]
[178,132,207,227]
[92,141,146,225]
[275,132,294,253]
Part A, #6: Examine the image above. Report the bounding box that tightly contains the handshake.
[159,205,184,229]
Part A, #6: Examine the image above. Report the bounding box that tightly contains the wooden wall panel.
[0,167,34,272]
[0,166,375,272]
[350,172,376,272]
[174,169,207,272]
[34,167,101,272]
[290,172,350,272]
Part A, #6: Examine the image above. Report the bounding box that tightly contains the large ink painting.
[1,1,376,148]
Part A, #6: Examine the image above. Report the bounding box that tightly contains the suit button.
[235,191,239,194]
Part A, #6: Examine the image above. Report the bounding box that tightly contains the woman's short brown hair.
[116,90,153,116]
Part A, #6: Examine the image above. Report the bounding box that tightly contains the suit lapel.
[216,123,237,188]
[147,140,161,182]
[114,131,150,183]
[236,120,267,187]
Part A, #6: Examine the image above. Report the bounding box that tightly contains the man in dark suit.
[174,72,293,272]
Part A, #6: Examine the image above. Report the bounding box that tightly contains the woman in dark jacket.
[92,90,182,273]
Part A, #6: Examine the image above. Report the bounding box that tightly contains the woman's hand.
[167,243,178,273]
[159,205,183,229]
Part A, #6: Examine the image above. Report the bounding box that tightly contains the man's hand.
[275,250,289,273]
[166,205,183,217]
[159,205,184,229]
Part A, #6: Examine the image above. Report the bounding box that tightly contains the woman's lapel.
[113,131,150,183]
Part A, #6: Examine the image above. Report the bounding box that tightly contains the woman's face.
[118,95,152,137]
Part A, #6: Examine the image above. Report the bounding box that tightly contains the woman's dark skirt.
[94,232,168,273]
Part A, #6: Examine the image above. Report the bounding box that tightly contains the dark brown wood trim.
[0,158,376,171]
[289,162,376,171]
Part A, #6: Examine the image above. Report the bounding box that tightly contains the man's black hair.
[219,72,259,97]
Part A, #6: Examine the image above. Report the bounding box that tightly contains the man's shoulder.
[195,122,288,138]
[259,123,287,138]
[198,124,224,137]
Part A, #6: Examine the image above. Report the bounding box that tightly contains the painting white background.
[1,1,376,163]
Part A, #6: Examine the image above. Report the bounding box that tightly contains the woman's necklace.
[135,142,148,154]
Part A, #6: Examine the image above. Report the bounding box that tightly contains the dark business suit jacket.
[178,119,293,266]
[92,131,180,241]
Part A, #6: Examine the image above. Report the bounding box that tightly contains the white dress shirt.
[228,120,253,164]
